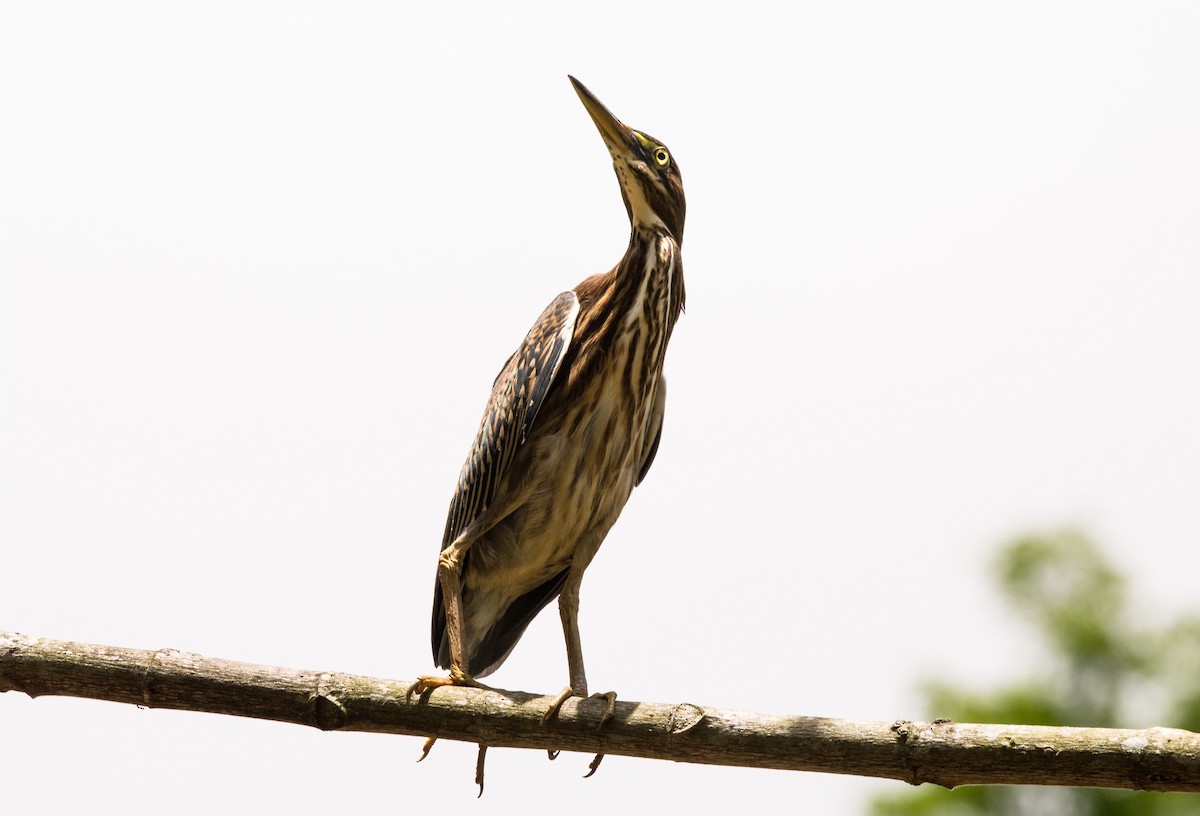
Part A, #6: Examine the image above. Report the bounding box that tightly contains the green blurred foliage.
[869,531,1200,816]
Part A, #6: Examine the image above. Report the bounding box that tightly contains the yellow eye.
[653,147,670,167]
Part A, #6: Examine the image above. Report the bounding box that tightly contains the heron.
[409,76,686,754]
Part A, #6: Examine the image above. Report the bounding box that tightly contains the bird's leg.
[541,582,587,722]
[438,542,472,683]
[406,537,486,700]
[541,579,617,776]
[542,580,618,722]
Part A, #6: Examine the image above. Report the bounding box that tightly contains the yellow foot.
[405,673,487,703]
[408,677,490,777]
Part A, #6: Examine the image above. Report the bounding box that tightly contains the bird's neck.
[612,225,685,333]
[619,226,678,282]
[628,221,679,253]
[559,226,685,405]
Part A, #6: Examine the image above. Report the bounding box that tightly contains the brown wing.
[439,290,580,550]
[431,291,579,661]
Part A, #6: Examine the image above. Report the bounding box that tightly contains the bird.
[408,76,687,730]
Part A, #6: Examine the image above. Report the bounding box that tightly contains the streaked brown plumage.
[410,77,686,722]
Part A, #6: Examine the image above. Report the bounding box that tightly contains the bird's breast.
[468,233,680,594]
[522,331,661,562]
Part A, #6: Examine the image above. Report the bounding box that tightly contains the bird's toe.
[541,685,577,724]
[589,690,618,730]
[405,672,484,703]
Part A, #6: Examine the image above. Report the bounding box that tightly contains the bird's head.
[570,76,686,243]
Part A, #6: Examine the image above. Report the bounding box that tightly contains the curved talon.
[475,744,487,798]
[546,749,560,760]
[584,752,605,778]
[417,737,437,762]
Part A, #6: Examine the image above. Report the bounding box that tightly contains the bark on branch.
[2,631,1198,792]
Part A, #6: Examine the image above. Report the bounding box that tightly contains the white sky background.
[3,2,1199,812]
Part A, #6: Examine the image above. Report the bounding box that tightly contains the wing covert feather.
[440,290,580,551]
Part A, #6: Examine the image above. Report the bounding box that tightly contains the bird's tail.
[433,567,569,678]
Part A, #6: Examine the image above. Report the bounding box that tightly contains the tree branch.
[2,631,1198,792]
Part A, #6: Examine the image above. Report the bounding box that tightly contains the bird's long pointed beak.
[569,76,637,158]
